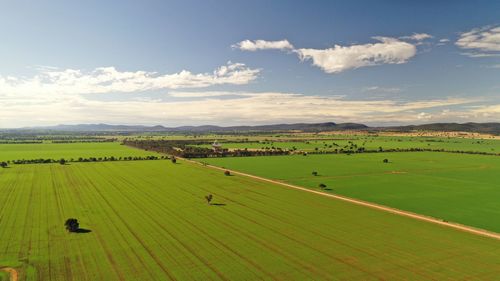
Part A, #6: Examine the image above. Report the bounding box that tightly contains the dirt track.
[0,268,18,281]
[184,158,500,241]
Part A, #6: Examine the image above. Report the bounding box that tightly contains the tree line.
[123,139,290,158]
[5,155,165,165]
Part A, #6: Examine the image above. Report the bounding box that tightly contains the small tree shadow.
[323,188,333,191]
[74,228,92,233]
[210,203,226,206]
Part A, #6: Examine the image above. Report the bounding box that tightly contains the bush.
[224,170,231,176]
[383,159,389,163]
[64,218,79,232]
[319,183,327,189]
[205,194,213,204]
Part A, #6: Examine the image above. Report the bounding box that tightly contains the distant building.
[212,140,222,151]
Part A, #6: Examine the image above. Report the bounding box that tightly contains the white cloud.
[456,25,500,57]
[439,38,450,43]
[459,52,500,58]
[0,88,483,127]
[0,62,260,96]
[168,91,245,98]
[296,37,417,73]
[232,39,294,51]
[362,86,401,93]
[401,33,433,41]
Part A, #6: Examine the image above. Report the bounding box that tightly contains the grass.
[202,152,500,233]
[0,271,8,281]
[0,142,160,162]
[1,160,500,280]
[196,136,500,153]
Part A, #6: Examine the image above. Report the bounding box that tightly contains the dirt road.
[185,158,500,241]
[0,268,18,281]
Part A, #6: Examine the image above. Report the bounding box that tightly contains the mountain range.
[2,122,500,135]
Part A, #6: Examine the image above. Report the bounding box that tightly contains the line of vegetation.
[3,155,166,165]
[123,139,289,158]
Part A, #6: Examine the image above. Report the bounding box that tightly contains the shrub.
[205,194,213,204]
[64,218,79,232]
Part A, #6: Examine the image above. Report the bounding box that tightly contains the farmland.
[0,142,160,163]
[202,152,500,233]
[195,135,500,153]
[1,160,500,280]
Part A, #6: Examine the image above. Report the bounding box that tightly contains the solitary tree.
[224,170,231,176]
[205,194,213,204]
[171,157,177,164]
[312,171,318,176]
[383,159,389,163]
[319,183,327,189]
[64,218,79,232]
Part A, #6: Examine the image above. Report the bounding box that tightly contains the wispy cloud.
[362,86,401,93]
[400,33,433,41]
[456,25,500,57]
[232,39,294,51]
[0,89,484,127]
[0,62,260,96]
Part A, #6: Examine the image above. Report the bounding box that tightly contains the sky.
[0,0,499,128]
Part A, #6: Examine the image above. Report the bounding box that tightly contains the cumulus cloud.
[232,39,294,51]
[235,36,421,73]
[456,25,500,57]
[0,62,260,96]
[296,37,417,73]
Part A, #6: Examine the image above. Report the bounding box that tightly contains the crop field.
[196,136,500,153]
[1,160,500,280]
[202,152,500,233]
[0,142,160,162]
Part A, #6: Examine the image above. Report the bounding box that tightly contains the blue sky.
[0,0,498,127]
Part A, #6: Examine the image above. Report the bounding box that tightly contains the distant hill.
[2,122,500,135]
[11,122,368,133]
[384,123,500,135]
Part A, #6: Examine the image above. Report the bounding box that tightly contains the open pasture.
[0,142,160,162]
[202,152,500,233]
[196,136,500,153]
[1,160,500,280]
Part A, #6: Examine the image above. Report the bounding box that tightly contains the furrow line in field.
[82,167,179,281]
[95,164,230,281]
[185,158,500,241]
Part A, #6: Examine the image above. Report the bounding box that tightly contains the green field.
[0,143,160,162]
[202,152,500,233]
[0,271,8,281]
[196,136,500,153]
[1,160,500,280]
